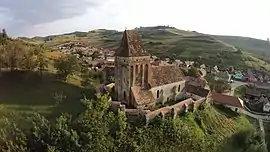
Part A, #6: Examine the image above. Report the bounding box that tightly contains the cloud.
[0,0,106,36]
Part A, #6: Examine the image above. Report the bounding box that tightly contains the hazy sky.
[0,0,269,39]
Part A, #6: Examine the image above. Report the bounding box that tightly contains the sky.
[0,0,269,39]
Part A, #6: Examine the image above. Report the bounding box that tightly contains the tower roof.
[115,30,149,57]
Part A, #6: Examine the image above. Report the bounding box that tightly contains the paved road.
[230,80,248,96]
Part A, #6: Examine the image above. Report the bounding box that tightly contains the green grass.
[0,71,94,124]
[213,35,270,61]
[234,85,246,97]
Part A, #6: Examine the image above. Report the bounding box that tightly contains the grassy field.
[213,35,270,61]
[0,71,94,126]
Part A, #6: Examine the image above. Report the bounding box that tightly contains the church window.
[144,64,148,84]
[124,91,126,100]
[178,85,181,92]
[135,65,138,74]
[130,66,134,84]
[157,90,160,98]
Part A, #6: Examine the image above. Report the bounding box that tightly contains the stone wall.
[110,97,207,122]
[150,80,186,104]
[144,98,196,121]
[114,56,151,106]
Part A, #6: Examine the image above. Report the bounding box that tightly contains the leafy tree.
[113,109,127,151]
[0,45,5,75]
[80,67,95,88]
[186,66,201,78]
[54,55,80,80]
[36,54,48,77]
[209,80,231,93]
[21,48,37,71]
[34,46,48,77]
[3,41,26,71]
[0,118,28,151]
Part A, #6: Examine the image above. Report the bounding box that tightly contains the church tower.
[114,30,151,107]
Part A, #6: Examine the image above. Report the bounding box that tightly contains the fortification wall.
[110,97,207,122]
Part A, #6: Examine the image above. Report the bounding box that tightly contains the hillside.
[21,26,270,70]
[213,35,270,61]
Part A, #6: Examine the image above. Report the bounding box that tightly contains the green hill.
[20,26,270,70]
[213,35,270,60]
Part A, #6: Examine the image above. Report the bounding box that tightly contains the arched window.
[157,90,160,99]
[135,65,138,74]
[130,66,134,84]
[123,91,126,100]
[178,85,181,92]
[144,64,149,84]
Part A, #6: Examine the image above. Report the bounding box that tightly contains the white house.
[263,102,270,112]
[211,92,244,113]
[186,84,210,100]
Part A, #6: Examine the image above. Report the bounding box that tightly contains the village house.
[263,102,270,112]
[252,82,270,90]
[186,84,210,100]
[211,65,220,74]
[245,87,261,99]
[214,71,232,83]
[232,72,244,81]
[185,76,207,88]
[211,92,244,113]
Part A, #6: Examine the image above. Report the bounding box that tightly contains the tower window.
[157,90,160,99]
[124,91,126,100]
[130,66,134,85]
[178,85,181,92]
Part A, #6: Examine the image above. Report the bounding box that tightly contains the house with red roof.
[211,92,244,113]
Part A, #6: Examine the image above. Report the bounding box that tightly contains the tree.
[36,54,48,77]
[21,48,37,71]
[80,68,95,89]
[34,46,48,77]
[4,41,26,71]
[113,109,127,151]
[54,55,80,80]
[0,45,5,76]
[0,118,28,151]
[208,79,231,93]
[186,66,201,78]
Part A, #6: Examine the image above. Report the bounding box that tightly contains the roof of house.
[115,30,150,57]
[185,77,206,87]
[215,71,230,79]
[254,82,270,88]
[211,92,243,108]
[186,84,210,97]
[150,65,185,87]
[245,88,261,97]
[131,86,155,106]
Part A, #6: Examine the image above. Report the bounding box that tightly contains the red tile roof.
[150,65,185,87]
[131,86,155,106]
[115,30,149,57]
[186,85,210,97]
[211,92,243,108]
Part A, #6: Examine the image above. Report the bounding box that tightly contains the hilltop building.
[111,30,210,121]
[114,30,187,109]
